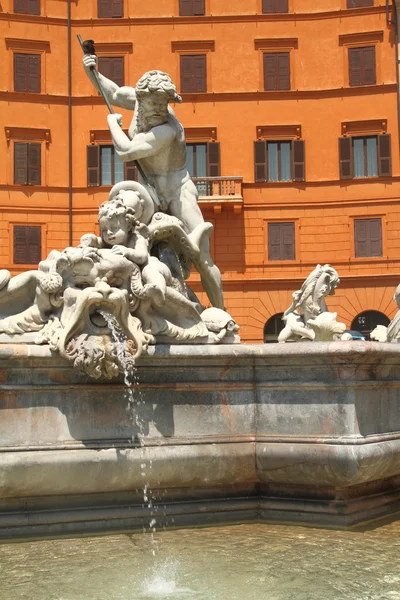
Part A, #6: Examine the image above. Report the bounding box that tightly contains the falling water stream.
[100,311,160,553]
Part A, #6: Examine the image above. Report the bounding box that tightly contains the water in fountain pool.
[0,521,399,600]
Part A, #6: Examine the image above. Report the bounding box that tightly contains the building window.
[351,311,388,340]
[87,145,137,187]
[264,313,285,343]
[98,57,124,87]
[262,0,288,13]
[14,142,41,185]
[339,135,391,179]
[13,225,41,265]
[187,142,220,195]
[254,139,305,182]
[180,55,207,93]
[354,218,382,258]
[14,53,41,93]
[347,0,373,7]
[268,222,295,261]
[348,46,376,87]
[14,0,40,14]
[263,53,290,91]
[179,0,205,16]
[98,0,123,18]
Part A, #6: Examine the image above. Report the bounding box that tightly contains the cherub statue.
[80,195,171,306]
[278,264,345,343]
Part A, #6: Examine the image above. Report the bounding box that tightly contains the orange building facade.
[1,0,400,342]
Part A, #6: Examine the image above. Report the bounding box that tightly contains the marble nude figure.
[0,61,239,379]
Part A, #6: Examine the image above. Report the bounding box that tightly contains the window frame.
[352,217,384,259]
[97,0,124,19]
[348,45,376,87]
[13,0,40,15]
[339,133,391,180]
[12,224,43,266]
[254,138,305,183]
[179,0,206,16]
[179,53,207,94]
[346,0,374,8]
[262,0,289,14]
[264,219,298,263]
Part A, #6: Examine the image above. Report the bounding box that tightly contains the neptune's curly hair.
[135,70,182,103]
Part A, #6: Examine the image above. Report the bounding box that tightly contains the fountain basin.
[1,341,400,538]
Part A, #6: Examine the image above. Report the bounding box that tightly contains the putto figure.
[82,56,224,310]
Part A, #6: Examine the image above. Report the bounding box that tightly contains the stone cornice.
[0,5,388,27]
[0,83,395,105]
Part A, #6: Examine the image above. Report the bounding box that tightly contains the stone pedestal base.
[1,342,400,538]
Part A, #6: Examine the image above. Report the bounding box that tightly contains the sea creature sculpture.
[278,264,345,343]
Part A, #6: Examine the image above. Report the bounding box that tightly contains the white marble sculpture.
[0,176,239,379]
[82,56,224,311]
[0,58,240,379]
[278,264,345,343]
[370,284,400,343]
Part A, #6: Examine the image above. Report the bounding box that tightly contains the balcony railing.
[192,176,243,201]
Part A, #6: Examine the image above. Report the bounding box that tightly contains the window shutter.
[193,0,205,15]
[277,0,288,10]
[98,57,112,80]
[14,226,29,264]
[28,0,40,14]
[262,0,274,11]
[14,54,28,92]
[111,0,123,17]
[282,222,295,260]
[339,137,353,179]
[348,48,362,86]
[87,145,101,186]
[98,0,110,17]
[292,140,305,181]
[14,226,41,264]
[277,53,290,90]
[354,219,368,257]
[347,0,374,7]
[264,54,277,91]
[180,55,194,93]
[14,0,27,12]
[27,226,41,264]
[362,46,376,85]
[254,141,267,182]
[14,142,28,185]
[28,54,41,93]
[194,55,207,92]
[268,223,282,260]
[179,0,192,15]
[378,134,391,176]
[369,219,382,257]
[112,57,124,87]
[125,161,138,181]
[28,143,41,185]
[207,142,220,177]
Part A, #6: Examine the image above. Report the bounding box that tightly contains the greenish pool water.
[0,521,399,600]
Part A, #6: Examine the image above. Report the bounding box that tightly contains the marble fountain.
[1,49,400,555]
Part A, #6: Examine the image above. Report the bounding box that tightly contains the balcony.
[193,176,243,213]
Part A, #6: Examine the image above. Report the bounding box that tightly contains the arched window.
[264,312,285,343]
[351,310,390,340]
